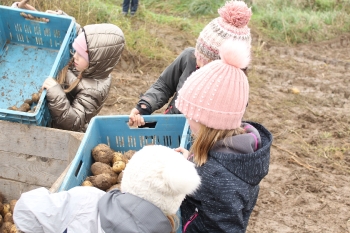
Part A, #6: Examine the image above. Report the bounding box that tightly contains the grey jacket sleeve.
[138,47,197,114]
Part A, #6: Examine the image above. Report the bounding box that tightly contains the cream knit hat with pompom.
[195,0,252,66]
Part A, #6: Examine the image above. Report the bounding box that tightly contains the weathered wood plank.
[0,120,85,201]
[0,179,42,202]
[0,120,84,161]
[0,151,68,187]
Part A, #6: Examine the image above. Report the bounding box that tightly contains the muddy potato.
[123,150,136,160]
[0,191,3,203]
[0,214,2,228]
[1,222,12,233]
[112,152,128,164]
[81,180,93,187]
[9,200,17,214]
[1,203,10,217]
[7,106,18,111]
[4,213,13,224]
[112,161,126,174]
[9,224,17,233]
[90,162,115,176]
[88,173,118,191]
[106,183,121,192]
[18,103,31,112]
[92,144,114,165]
[24,98,33,105]
[32,93,40,103]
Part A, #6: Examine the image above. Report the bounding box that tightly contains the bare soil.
[99,24,350,233]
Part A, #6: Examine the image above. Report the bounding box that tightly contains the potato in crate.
[58,115,189,192]
[0,6,76,126]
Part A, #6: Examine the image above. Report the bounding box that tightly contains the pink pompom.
[219,39,250,68]
[218,0,252,28]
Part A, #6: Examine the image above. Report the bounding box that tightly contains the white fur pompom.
[219,39,251,68]
[163,152,201,195]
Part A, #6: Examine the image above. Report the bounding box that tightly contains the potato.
[106,183,121,192]
[9,224,17,233]
[123,150,136,160]
[9,200,16,214]
[81,180,93,187]
[32,93,40,103]
[4,213,13,224]
[1,203,10,217]
[88,173,118,191]
[24,99,33,105]
[1,222,12,233]
[0,191,3,203]
[7,106,18,111]
[18,103,31,112]
[112,152,128,164]
[0,215,3,228]
[92,144,114,165]
[91,162,115,176]
[112,161,126,174]
[289,87,300,94]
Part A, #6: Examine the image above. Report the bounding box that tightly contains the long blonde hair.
[56,58,84,93]
[167,214,180,233]
[190,124,245,166]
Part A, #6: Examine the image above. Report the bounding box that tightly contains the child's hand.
[42,78,58,90]
[175,147,190,159]
[128,109,145,127]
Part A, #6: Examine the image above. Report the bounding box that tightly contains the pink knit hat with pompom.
[73,32,89,62]
[195,0,252,66]
[176,39,250,130]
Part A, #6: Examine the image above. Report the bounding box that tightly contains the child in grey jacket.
[13,145,201,233]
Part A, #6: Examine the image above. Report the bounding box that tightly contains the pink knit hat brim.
[175,61,249,130]
[73,32,89,62]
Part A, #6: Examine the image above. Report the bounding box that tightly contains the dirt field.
[99,24,350,233]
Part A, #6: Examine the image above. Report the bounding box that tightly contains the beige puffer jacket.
[46,23,125,132]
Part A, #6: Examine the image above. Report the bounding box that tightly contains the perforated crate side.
[0,6,76,126]
[58,115,188,191]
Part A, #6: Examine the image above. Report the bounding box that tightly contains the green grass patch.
[251,0,350,44]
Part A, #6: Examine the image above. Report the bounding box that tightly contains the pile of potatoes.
[81,144,136,192]
[7,90,42,113]
[0,192,18,233]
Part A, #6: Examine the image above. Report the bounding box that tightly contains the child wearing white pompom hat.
[175,39,273,233]
[13,145,201,233]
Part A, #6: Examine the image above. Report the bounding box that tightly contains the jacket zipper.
[183,208,198,233]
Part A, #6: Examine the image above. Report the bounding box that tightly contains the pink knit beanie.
[176,39,250,130]
[195,0,252,66]
[73,32,89,62]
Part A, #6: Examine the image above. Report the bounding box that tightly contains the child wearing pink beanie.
[129,0,252,127]
[175,40,273,232]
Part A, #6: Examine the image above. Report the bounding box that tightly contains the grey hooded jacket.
[181,122,273,233]
[98,189,173,233]
[46,23,125,132]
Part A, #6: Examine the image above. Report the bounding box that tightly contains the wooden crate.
[0,120,84,202]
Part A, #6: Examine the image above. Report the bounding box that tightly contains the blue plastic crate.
[0,6,75,126]
[58,114,189,192]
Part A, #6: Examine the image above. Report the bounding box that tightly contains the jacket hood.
[13,187,105,233]
[82,23,125,79]
[98,189,172,233]
[209,121,273,185]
